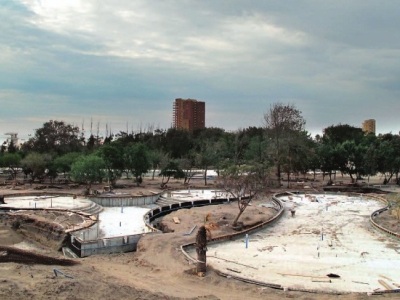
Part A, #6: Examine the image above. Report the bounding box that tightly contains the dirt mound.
[0,262,205,300]
[156,201,276,238]
[0,246,78,266]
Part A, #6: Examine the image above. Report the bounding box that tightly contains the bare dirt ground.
[1,175,399,299]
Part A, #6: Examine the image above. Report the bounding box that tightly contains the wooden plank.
[278,272,326,279]
[208,255,258,270]
[311,279,331,283]
[226,268,241,273]
[380,274,393,281]
[378,279,392,290]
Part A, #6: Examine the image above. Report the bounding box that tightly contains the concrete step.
[72,202,103,216]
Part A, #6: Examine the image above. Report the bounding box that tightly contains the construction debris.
[226,268,241,273]
[378,279,393,290]
[311,279,331,283]
[208,255,258,270]
[183,225,197,236]
[380,274,393,281]
[53,268,74,279]
[277,273,327,279]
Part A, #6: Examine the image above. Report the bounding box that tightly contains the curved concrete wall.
[143,195,244,233]
[368,194,400,239]
[180,195,285,263]
[72,192,230,257]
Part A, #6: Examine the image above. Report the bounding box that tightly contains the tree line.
[1,103,400,189]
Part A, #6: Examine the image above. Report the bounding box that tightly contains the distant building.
[173,98,205,132]
[362,119,376,135]
[3,132,19,149]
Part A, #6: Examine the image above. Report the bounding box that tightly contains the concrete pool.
[201,193,400,293]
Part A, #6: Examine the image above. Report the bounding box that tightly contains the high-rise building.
[362,119,376,135]
[4,132,19,149]
[173,98,205,132]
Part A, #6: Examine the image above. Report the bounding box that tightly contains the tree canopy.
[70,154,106,190]
[264,102,307,185]
[22,120,83,155]
[2,110,400,188]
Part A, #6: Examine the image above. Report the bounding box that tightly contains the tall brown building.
[173,98,205,132]
[362,119,376,135]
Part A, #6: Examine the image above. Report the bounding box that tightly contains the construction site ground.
[0,175,399,299]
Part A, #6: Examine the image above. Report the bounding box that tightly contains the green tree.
[375,134,400,184]
[337,140,367,182]
[70,154,106,190]
[159,160,185,188]
[244,135,268,164]
[264,103,306,186]
[304,138,320,181]
[123,143,150,185]
[195,140,220,185]
[363,139,379,182]
[53,152,81,179]
[163,128,193,158]
[148,149,166,180]
[222,130,251,166]
[217,164,271,227]
[21,152,52,182]
[317,141,339,182]
[22,120,83,155]
[7,141,18,153]
[281,131,314,186]
[320,124,366,183]
[0,153,22,183]
[147,128,167,150]
[178,153,197,185]
[97,144,124,186]
[323,124,364,144]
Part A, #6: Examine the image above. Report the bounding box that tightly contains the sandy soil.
[1,176,399,299]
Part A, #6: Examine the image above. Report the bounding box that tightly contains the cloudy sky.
[1,1,399,143]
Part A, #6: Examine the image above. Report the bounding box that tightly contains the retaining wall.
[180,194,285,262]
[89,193,161,207]
[70,233,144,257]
[2,192,76,198]
[145,196,233,224]
[369,194,400,239]
[71,191,229,256]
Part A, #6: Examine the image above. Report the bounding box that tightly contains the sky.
[1,1,400,144]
